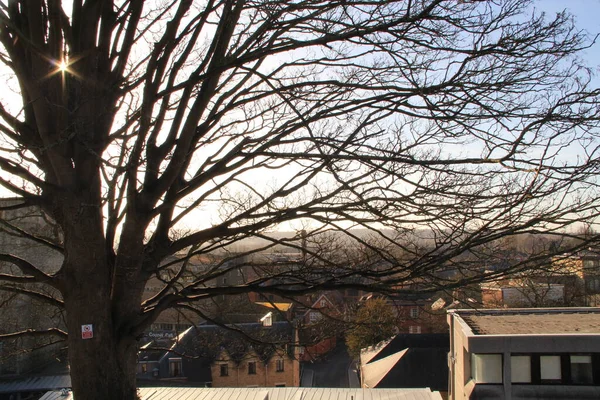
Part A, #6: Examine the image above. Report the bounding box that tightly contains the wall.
[211,349,299,387]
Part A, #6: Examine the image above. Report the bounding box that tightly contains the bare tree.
[0,0,599,398]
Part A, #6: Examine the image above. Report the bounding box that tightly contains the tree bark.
[57,193,141,399]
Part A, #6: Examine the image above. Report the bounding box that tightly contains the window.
[510,353,600,385]
[160,323,174,331]
[261,312,273,327]
[472,354,503,384]
[511,355,531,383]
[276,359,284,372]
[410,307,419,318]
[320,299,327,307]
[220,363,229,377]
[586,276,600,293]
[176,324,191,331]
[584,260,596,271]
[169,358,182,377]
[408,325,421,334]
[571,355,593,384]
[540,355,561,382]
[309,311,320,323]
[248,361,256,375]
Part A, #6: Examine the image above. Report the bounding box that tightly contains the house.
[389,297,448,334]
[360,334,449,394]
[137,321,300,387]
[298,292,344,361]
[302,293,341,324]
[447,308,600,399]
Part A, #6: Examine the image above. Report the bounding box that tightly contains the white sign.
[81,324,93,339]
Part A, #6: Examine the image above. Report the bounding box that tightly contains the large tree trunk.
[65,303,138,399]
[58,194,141,400]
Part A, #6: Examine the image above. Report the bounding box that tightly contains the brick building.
[138,321,300,387]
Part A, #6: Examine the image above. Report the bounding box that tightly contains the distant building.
[448,308,600,400]
[481,281,565,308]
[551,250,600,306]
[137,321,300,387]
[0,198,65,377]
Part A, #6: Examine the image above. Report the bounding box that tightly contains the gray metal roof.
[0,374,71,394]
[41,387,443,400]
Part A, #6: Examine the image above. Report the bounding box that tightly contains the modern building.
[448,308,600,399]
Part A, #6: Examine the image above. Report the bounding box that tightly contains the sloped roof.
[41,387,443,400]
[368,334,449,364]
[375,348,449,392]
[362,349,408,388]
[360,334,450,392]
[255,302,293,312]
[174,321,295,362]
[362,347,449,392]
[360,337,394,365]
[0,374,71,394]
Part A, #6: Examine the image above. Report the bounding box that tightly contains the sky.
[541,1,600,73]
[0,0,599,235]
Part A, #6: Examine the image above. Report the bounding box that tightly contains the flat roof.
[451,308,600,335]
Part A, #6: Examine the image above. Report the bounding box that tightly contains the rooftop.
[41,387,443,400]
[453,308,600,335]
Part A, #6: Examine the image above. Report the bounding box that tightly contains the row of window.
[472,353,600,385]
[149,323,191,332]
[219,359,285,377]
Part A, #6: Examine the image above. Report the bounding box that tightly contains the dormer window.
[260,312,272,327]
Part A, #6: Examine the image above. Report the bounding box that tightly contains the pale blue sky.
[540,0,600,71]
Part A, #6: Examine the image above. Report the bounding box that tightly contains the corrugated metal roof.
[0,374,71,394]
[41,387,443,400]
